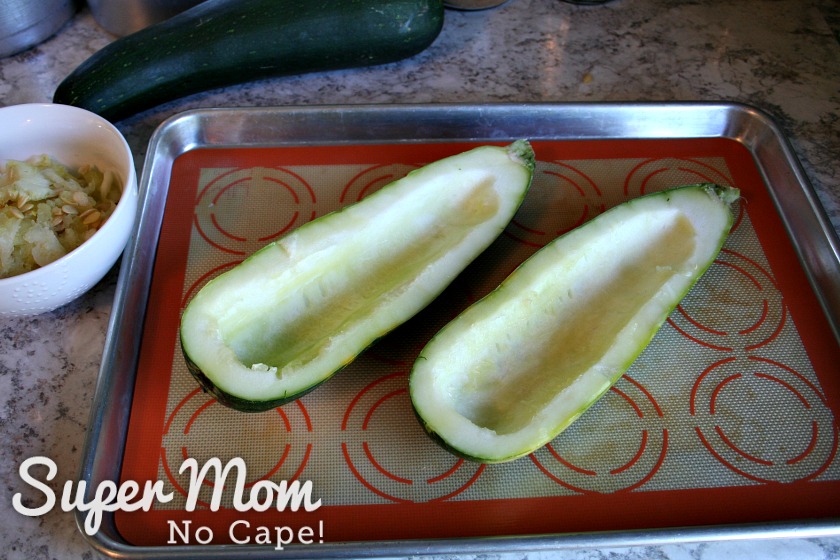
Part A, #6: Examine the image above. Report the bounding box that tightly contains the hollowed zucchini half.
[410,183,739,462]
[180,141,535,412]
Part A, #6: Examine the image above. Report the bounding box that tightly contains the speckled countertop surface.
[1,0,839,558]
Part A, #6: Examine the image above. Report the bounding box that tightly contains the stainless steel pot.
[86,0,206,36]
[0,0,77,58]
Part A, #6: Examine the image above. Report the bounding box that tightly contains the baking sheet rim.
[77,101,840,558]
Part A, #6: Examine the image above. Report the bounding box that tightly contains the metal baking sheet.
[79,103,840,558]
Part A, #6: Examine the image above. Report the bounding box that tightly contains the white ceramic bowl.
[0,103,138,317]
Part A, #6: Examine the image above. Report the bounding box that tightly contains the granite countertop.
[1,1,839,558]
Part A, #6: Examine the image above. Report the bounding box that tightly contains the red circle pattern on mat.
[170,156,837,506]
[161,388,313,509]
[623,157,735,197]
[530,375,668,494]
[668,248,787,352]
[690,356,838,483]
[341,372,485,503]
[194,167,317,256]
[340,163,420,204]
[505,161,605,248]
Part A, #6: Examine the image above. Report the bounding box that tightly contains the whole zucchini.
[53,0,444,121]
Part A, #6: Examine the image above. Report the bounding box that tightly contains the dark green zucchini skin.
[182,345,329,412]
[54,0,444,121]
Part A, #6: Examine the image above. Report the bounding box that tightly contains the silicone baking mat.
[117,138,840,546]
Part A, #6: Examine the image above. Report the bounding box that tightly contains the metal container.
[0,0,76,58]
[86,0,205,36]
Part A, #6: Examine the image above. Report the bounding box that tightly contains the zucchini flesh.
[410,184,739,463]
[53,0,444,121]
[180,141,534,412]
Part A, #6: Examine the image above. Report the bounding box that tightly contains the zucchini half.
[410,183,740,463]
[180,141,534,412]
